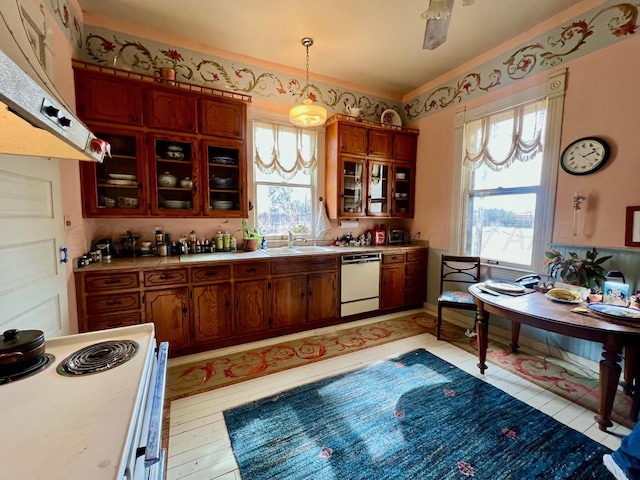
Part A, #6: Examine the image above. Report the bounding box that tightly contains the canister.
[215,231,224,251]
[223,231,231,251]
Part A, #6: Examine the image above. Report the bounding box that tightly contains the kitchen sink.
[264,246,335,256]
[293,246,335,253]
[263,248,299,256]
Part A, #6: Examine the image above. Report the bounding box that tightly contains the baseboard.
[422,302,600,378]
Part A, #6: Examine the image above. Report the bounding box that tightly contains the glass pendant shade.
[289,98,327,127]
[289,37,327,128]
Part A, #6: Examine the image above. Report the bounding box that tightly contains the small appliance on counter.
[93,238,114,259]
[389,229,410,245]
[371,225,387,246]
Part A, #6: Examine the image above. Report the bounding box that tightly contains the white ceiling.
[78,0,584,98]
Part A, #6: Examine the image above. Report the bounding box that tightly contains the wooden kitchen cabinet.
[80,128,148,216]
[325,114,419,219]
[200,97,245,139]
[73,61,250,219]
[192,283,233,342]
[393,132,418,161]
[271,275,307,329]
[234,279,269,333]
[145,87,198,133]
[271,256,339,325]
[74,70,143,126]
[392,162,415,218]
[307,271,339,323]
[381,252,406,309]
[145,287,190,348]
[405,249,428,305]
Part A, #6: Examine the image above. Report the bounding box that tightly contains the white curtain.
[463,99,546,171]
[254,121,317,180]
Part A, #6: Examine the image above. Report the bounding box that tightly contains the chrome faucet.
[288,231,307,248]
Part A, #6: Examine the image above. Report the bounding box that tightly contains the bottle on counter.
[215,231,224,251]
[165,234,172,255]
[155,227,163,246]
[223,231,231,251]
[231,236,237,251]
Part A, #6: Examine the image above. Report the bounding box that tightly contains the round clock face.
[560,137,610,175]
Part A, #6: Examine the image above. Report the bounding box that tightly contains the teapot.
[345,104,361,118]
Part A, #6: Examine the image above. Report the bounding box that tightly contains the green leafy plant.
[543,247,612,291]
[239,220,263,240]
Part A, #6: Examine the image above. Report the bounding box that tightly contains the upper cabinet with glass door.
[80,128,147,216]
[73,61,251,218]
[324,114,418,219]
[203,138,247,217]
[149,135,198,215]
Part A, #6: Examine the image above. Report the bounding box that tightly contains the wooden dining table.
[469,284,640,432]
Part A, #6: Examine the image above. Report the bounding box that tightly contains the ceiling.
[78,0,584,98]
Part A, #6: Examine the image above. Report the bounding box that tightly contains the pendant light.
[289,37,327,127]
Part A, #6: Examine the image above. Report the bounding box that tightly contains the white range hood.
[0,0,104,162]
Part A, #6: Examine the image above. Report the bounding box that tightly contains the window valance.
[254,121,317,181]
[463,99,546,171]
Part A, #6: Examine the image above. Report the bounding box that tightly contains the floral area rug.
[223,348,610,479]
[165,312,635,428]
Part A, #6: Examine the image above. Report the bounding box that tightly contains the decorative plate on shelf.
[381,109,402,126]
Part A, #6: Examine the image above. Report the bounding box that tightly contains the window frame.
[449,69,567,276]
[251,113,325,240]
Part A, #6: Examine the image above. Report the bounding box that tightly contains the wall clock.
[560,137,610,175]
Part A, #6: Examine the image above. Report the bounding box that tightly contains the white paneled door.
[0,154,69,337]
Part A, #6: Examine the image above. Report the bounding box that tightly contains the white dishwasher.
[340,253,381,316]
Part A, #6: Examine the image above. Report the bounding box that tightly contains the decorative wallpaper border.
[404,1,639,121]
[80,26,403,123]
[78,1,638,125]
[45,0,83,51]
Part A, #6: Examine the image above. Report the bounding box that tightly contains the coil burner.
[57,340,139,376]
[0,354,55,385]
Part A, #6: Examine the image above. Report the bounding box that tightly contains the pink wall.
[412,34,640,252]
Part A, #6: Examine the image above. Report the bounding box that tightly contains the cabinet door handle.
[103,279,122,285]
[188,124,195,130]
[159,274,174,280]
[246,267,256,272]
[106,300,122,306]
[205,271,218,277]
[132,116,139,122]
[182,304,188,314]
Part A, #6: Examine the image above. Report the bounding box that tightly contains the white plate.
[381,109,402,126]
[544,292,582,304]
[109,173,137,181]
[484,280,525,294]
[106,179,137,185]
[587,303,640,320]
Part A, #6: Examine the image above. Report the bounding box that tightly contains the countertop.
[75,242,429,272]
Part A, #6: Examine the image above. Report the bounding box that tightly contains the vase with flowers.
[543,247,612,293]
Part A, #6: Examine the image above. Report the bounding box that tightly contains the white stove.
[0,323,168,480]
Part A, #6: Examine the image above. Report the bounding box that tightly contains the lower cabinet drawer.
[88,313,142,331]
[233,262,269,279]
[86,292,141,315]
[84,271,139,292]
[383,252,405,264]
[191,264,231,283]
[406,249,427,263]
[144,268,188,287]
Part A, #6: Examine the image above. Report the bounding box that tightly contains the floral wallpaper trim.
[404,1,639,121]
[44,0,83,52]
[81,26,403,123]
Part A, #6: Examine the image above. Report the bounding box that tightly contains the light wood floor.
[166,310,631,480]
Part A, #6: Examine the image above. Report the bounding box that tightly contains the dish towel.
[315,199,332,239]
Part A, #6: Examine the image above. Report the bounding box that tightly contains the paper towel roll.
[339,220,359,229]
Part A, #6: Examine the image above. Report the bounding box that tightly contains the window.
[451,71,566,273]
[253,120,319,237]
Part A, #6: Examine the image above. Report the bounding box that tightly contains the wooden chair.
[437,255,481,340]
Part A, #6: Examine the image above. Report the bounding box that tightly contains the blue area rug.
[223,348,611,479]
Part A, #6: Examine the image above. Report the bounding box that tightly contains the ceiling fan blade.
[422,0,454,50]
